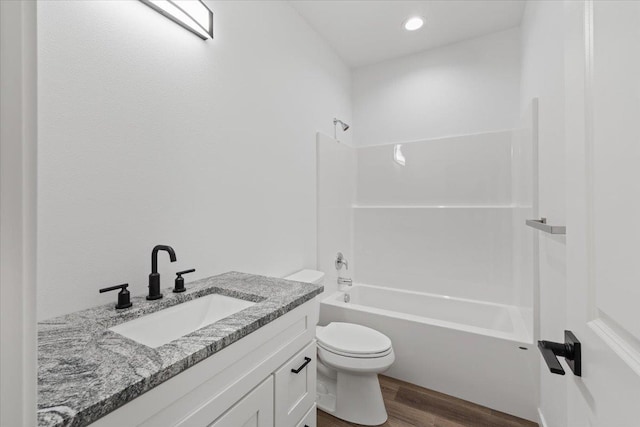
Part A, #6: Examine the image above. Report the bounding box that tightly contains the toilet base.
[317,363,388,426]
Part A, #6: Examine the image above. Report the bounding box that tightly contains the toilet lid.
[316,322,392,356]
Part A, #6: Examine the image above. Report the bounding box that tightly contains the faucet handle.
[99,283,132,310]
[335,252,349,270]
[174,269,196,293]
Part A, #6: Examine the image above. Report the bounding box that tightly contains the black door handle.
[538,330,581,376]
[538,341,567,375]
[291,357,312,374]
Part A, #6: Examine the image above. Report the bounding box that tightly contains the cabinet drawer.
[208,376,274,427]
[274,341,317,427]
[296,403,317,427]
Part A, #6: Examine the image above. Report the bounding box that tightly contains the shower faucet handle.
[335,252,349,270]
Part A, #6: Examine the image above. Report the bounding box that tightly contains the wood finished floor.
[317,375,538,427]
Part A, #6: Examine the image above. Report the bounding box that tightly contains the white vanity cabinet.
[275,341,317,427]
[296,404,317,427]
[209,377,274,427]
[92,300,318,427]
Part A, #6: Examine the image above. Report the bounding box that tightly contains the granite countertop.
[37,271,323,427]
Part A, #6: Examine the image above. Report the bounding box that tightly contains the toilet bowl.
[284,270,395,426]
[316,322,395,425]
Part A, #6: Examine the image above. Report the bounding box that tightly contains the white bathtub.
[319,283,538,421]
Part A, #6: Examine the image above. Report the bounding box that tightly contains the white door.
[564,1,640,426]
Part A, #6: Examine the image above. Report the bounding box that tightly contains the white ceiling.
[289,0,525,68]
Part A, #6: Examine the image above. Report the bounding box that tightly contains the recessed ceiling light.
[403,16,424,31]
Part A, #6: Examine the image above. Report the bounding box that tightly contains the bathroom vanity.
[37,272,322,427]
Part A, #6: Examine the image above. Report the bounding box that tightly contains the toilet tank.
[284,269,325,285]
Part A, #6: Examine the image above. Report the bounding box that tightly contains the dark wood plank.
[385,398,434,426]
[395,385,501,427]
[317,375,538,427]
[318,410,355,427]
[488,410,539,427]
[380,376,399,401]
[382,376,493,417]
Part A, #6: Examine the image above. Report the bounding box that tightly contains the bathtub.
[319,283,538,422]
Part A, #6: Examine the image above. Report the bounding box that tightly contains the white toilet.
[285,270,395,426]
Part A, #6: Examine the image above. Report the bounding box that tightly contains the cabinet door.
[209,377,273,427]
[296,404,316,427]
[274,341,316,427]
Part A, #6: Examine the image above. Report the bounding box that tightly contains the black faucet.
[147,245,177,300]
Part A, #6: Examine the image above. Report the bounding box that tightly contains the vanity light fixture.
[403,16,424,31]
[140,0,213,40]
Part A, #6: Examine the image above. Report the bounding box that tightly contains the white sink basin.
[110,294,256,348]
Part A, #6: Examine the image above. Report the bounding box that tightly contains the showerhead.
[333,118,350,133]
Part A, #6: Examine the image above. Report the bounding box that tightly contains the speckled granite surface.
[37,272,322,427]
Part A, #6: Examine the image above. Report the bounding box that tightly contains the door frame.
[0,0,38,425]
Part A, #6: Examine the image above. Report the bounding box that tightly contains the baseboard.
[538,408,549,427]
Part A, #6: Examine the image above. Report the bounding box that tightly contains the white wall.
[352,131,518,305]
[316,133,356,296]
[354,206,515,303]
[511,100,537,327]
[37,0,352,320]
[356,131,512,206]
[352,27,521,147]
[519,2,567,426]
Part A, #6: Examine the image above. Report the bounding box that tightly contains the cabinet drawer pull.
[291,357,312,374]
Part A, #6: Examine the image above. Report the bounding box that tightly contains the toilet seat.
[317,344,395,374]
[316,322,392,357]
[317,341,393,359]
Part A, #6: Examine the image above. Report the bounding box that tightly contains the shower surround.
[315,103,538,420]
